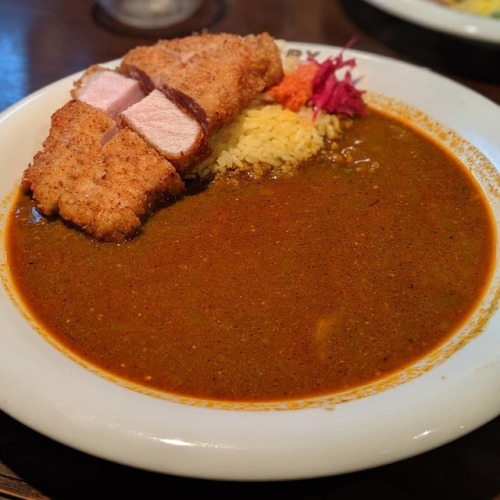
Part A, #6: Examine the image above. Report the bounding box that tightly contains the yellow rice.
[191,102,344,180]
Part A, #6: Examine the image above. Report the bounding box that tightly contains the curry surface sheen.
[6,109,495,403]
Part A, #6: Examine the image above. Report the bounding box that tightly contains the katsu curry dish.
[4,32,497,404]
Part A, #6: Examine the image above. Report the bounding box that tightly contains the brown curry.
[6,108,496,403]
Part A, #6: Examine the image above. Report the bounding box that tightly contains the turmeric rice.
[190,103,346,180]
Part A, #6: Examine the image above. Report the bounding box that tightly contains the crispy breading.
[23,100,184,242]
[120,32,284,134]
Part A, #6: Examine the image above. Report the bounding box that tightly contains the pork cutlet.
[22,100,184,242]
[22,32,284,242]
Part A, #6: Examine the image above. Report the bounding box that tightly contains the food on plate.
[432,0,500,17]
[192,103,345,179]
[267,42,366,118]
[6,48,496,402]
[21,99,184,242]
[22,32,284,242]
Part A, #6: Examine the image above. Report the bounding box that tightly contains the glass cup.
[97,0,203,29]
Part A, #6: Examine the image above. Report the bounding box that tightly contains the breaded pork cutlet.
[22,100,184,242]
[119,32,284,134]
[22,32,284,242]
[71,65,209,173]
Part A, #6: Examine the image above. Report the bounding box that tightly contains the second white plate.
[362,0,500,43]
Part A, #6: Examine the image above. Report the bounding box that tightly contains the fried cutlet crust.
[22,100,184,242]
[119,32,284,134]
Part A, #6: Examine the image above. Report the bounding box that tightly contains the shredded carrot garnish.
[267,61,318,111]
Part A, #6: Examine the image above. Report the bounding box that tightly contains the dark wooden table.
[1,1,499,498]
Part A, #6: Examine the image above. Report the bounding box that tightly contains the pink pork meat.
[73,66,145,120]
[120,88,209,173]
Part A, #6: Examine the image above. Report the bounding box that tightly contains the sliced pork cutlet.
[119,32,284,134]
[72,65,146,120]
[22,99,184,242]
[120,84,210,174]
[72,65,209,174]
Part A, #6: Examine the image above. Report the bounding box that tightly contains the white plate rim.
[361,0,500,43]
[0,41,499,481]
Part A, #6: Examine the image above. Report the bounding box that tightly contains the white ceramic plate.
[362,0,500,43]
[0,42,499,481]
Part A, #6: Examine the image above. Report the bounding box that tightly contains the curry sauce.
[6,109,496,403]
